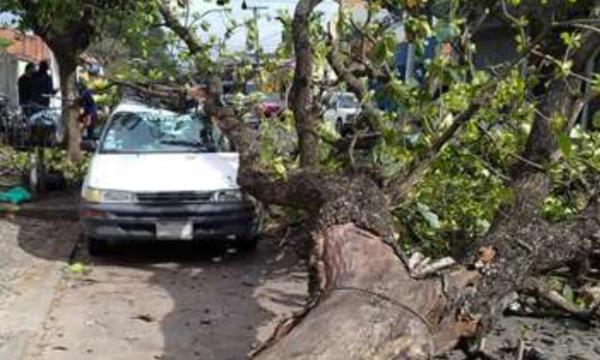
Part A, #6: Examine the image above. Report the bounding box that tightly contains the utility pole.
[241,0,268,70]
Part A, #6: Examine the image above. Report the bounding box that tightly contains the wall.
[0,53,19,107]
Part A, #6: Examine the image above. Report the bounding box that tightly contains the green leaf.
[417,203,441,229]
[0,38,12,49]
[562,284,574,303]
[372,41,388,64]
[557,133,572,158]
[68,262,87,274]
[273,160,287,177]
[200,20,210,32]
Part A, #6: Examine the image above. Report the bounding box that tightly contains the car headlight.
[214,189,244,202]
[82,187,136,203]
[82,187,102,203]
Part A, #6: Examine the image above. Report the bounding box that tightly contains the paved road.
[0,217,307,360]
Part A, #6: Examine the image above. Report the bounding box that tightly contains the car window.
[337,94,359,109]
[100,111,224,154]
[262,93,280,102]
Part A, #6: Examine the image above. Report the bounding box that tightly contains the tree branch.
[159,3,205,55]
[387,102,482,204]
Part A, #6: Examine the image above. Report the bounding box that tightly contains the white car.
[80,102,261,255]
[323,92,361,134]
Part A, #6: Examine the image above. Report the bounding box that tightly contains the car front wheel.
[335,118,343,134]
[87,236,111,256]
[236,235,259,252]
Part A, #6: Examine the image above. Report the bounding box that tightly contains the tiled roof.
[0,28,50,63]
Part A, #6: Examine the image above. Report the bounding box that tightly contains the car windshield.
[262,93,280,103]
[338,94,359,109]
[100,110,221,154]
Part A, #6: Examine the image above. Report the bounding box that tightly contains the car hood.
[86,152,239,192]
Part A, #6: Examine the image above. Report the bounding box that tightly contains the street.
[0,217,307,360]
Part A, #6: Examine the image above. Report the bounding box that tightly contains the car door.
[323,95,338,128]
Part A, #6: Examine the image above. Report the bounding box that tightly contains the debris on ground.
[0,187,31,204]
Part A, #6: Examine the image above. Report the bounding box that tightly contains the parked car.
[257,93,283,118]
[323,92,361,135]
[27,108,63,146]
[80,101,262,255]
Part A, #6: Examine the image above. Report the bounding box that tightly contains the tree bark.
[255,224,454,360]
[56,57,82,162]
[37,19,93,163]
[291,0,322,168]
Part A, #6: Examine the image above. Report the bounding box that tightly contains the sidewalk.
[0,218,80,360]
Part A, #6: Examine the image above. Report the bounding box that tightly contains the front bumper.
[80,201,259,242]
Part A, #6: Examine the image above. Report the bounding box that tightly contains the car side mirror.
[81,139,96,152]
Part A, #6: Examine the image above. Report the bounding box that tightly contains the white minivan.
[80,101,261,255]
[323,92,361,135]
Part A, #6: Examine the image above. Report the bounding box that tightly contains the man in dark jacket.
[18,63,35,116]
[78,81,98,139]
[30,60,56,113]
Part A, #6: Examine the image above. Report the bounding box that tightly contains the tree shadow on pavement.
[88,240,307,360]
[11,216,80,262]
[11,215,307,360]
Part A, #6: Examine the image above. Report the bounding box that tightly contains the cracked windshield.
[101,112,220,153]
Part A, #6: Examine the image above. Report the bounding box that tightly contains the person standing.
[78,81,98,139]
[18,63,35,116]
[30,60,56,114]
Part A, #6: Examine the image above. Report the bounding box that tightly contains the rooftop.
[0,28,50,63]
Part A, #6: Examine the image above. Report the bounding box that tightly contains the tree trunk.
[57,59,82,162]
[291,0,322,168]
[254,224,468,360]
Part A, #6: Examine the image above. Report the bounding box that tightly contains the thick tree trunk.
[56,59,81,162]
[254,224,473,360]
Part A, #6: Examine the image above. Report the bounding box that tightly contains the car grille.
[136,191,214,204]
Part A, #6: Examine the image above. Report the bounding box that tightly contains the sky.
[0,0,340,54]
[190,0,339,54]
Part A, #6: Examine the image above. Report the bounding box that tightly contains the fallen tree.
[142,0,600,358]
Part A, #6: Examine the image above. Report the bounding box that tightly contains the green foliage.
[543,126,600,221]
[371,67,535,256]
[0,0,162,40]
[403,14,433,48]
[258,109,298,178]
[0,145,89,186]
[0,37,12,49]
[395,145,509,257]
[372,33,397,64]
[42,148,90,184]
